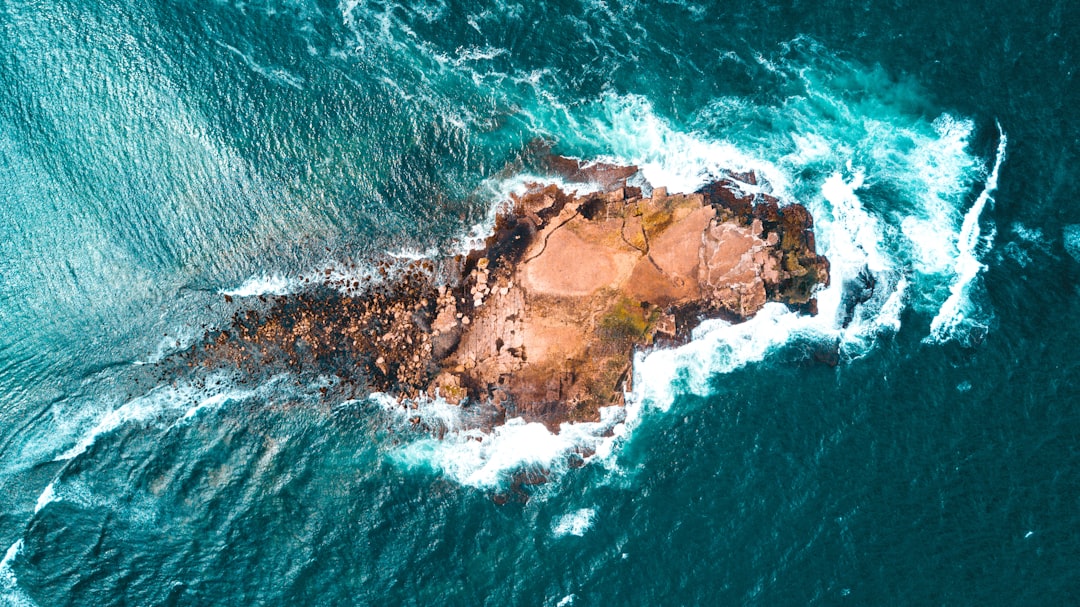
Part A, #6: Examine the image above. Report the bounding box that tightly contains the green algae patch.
[598,295,660,348]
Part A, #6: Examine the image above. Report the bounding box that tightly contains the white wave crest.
[634,304,824,410]
[220,257,388,299]
[574,93,791,197]
[53,373,289,462]
[928,125,1007,343]
[388,246,439,261]
[0,540,37,607]
[31,478,156,527]
[220,274,295,297]
[34,481,56,514]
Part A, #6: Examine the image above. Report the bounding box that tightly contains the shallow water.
[1,0,1078,604]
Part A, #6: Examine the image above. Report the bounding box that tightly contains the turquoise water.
[2,0,1078,604]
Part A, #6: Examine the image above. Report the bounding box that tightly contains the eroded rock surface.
[183,164,828,430]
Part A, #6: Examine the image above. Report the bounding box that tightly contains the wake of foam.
[634,304,835,410]
[30,477,157,527]
[1,541,22,586]
[383,108,995,490]
[33,481,55,514]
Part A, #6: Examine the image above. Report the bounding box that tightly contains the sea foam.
[382,44,997,490]
[928,124,1007,343]
[220,256,397,300]
[53,373,290,462]
[0,540,37,607]
[220,274,295,297]
[552,508,597,537]
[1062,225,1080,263]
[379,394,627,489]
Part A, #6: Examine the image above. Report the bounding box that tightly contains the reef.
[180,160,829,430]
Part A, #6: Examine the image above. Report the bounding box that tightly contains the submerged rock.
[182,161,829,431]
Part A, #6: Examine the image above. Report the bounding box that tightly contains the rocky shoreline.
[184,161,829,431]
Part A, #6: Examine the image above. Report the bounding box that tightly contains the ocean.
[1,0,1078,604]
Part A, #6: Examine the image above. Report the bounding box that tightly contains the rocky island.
[185,159,829,431]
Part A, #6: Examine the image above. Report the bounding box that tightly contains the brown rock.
[173,164,829,433]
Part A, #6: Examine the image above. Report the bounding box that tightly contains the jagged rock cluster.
[181,162,828,430]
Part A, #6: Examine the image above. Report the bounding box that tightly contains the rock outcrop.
[423,171,829,426]
[183,162,828,430]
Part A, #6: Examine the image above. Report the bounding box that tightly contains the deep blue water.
[1,0,1078,605]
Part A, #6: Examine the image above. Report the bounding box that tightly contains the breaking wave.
[0,540,36,607]
[928,124,1007,343]
[220,274,295,298]
[381,42,1004,490]
[51,373,304,464]
[374,394,626,489]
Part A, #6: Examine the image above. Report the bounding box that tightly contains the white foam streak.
[220,274,294,297]
[451,45,508,65]
[876,276,909,334]
[388,246,439,261]
[34,481,56,514]
[53,374,259,462]
[813,168,907,348]
[220,258,386,299]
[392,416,608,489]
[883,116,979,278]
[1,541,22,579]
[928,125,1007,342]
[180,391,241,421]
[821,169,889,275]
[55,392,168,461]
[436,420,568,487]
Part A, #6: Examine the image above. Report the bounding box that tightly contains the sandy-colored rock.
[180,161,828,431]
[520,225,637,297]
